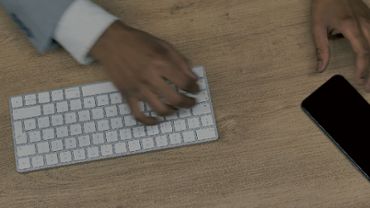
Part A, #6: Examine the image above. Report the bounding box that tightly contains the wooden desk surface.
[1,0,370,207]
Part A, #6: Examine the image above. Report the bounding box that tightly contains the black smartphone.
[302,75,370,180]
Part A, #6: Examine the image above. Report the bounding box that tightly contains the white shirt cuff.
[54,0,118,64]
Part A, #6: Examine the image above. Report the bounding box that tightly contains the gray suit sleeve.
[0,0,75,53]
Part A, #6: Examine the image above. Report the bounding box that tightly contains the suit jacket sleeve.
[0,0,75,53]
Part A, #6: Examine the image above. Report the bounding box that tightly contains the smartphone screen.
[302,75,370,179]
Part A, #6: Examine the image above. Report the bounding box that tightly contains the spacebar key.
[13,106,41,120]
[82,82,118,97]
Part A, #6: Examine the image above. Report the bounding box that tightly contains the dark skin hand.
[312,0,370,89]
[90,21,199,125]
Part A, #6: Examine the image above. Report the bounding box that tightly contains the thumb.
[313,24,330,72]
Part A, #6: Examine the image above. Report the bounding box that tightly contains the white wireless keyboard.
[9,66,218,172]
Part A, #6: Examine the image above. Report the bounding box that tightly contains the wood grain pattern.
[1,0,370,207]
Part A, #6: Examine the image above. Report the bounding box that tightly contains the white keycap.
[18,157,31,170]
[169,133,182,145]
[42,128,55,140]
[110,117,123,129]
[51,140,63,151]
[196,127,217,140]
[56,126,68,138]
[78,110,91,122]
[178,109,192,118]
[13,105,41,120]
[37,141,50,153]
[201,115,214,126]
[83,121,96,133]
[11,96,23,108]
[187,117,201,129]
[193,66,204,77]
[192,103,211,116]
[70,99,82,111]
[87,146,100,158]
[38,117,50,128]
[31,155,44,167]
[59,151,72,163]
[105,106,118,117]
[133,127,146,138]
[138,102,145,112]
[194,91,209,103]
[15,133,27,145]
[183,131,196,143]
[146,125,160,136]
[70,124,82,136]
[64,137,77,149]
[101,144,113,156]
[24,118,36,131]
[197,78,207,90]
[65,112,77,124]
[128,140,141,152]
[118,104,131,115]
[91,108,104,120]
[83,97,96,108]
[97,95,109,106]
[56,101,68,113]
[29,130,41,143]
[120,129,132,140]
[160,122,173,133]
[114,142,127,154]
[24,94,37,105]
[110,93,122,104]
[51,114,64,126]
[38,92,50,104]
[51,90,64,101]
[174,119,186,132]
[92,133,105,144]
[73,149,86,160]
[45,153,58,165]
[142,137,154,149]
[97,120,110,131]
[78,135,90,147]
[166,113,178,120]
[43,103,55,115]
[124,115,136,127]
[17,144,36,157]
[82,82,117,97]
[65,87,80,99]
[13,121,23,136]
[106,130,118,143]
[155,135,168,147]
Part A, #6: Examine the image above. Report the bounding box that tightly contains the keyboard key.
[192,103,211,116]
[36,141,50,153]
[160,122,173,134]
[51,139,63,151]
[194,91,209,103]
[78,110,91,122]
[97,95,109,106]
[83,97,96,108]
[64,137,77,149]
[119,129,132,140]
[193,66,204,77]
[17,144,36,157]
[142,137,154,149]
[56,126,68,138]
[18,157,31,170]
[13,105,41,120]
[133,127,146,138]
[24,94,37,105]
[65,112,77,124]
[82,82,117,97]
[38,92,50,104]
[155,135,168,147]
[97,120,110,131]
[111,117,123,129]
[13,121,23,136]
[197,78,207,90]
[174,119,186,132]
[165,113,178,120]
[101,144,113,156]
[42,128,55,140]
[84,121,96,133]
[73,149,86,160]
[92,133,105,144]
[138,102,145,112]
[24,118,36,131]
[124,115,136,127]
[70,99,82,111]
[196,127,217,140]
[182,131,196,143]
[31,155,44,167]
[38,117,50,128]
[11,96,23,108]
[87,146,100,158]
[78,135,91,147]
[29,130,41,143]
[91,108,104,120]
[118,104,131,115]
[178,109,192,118]
[70,124,82,136]
[15,133,27,145]
[56,101,69,113]
[169,133,182,145]
[59,151,72,163]
[110,93,123,104]
[105,106,118,117]
[43,103,55,115]
[114,142,127,154]
[51,90,64,101]
[65,87,80,99]
[128,140,141,152]
[106,130,118,143]
[45,153,58,165]
[51,114,64,126]
[201,115,214,126]
[146,125,160,136]
[187,117,201,129]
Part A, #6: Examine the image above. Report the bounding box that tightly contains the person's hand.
[90,21,199,125]
[312,0,370,88]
